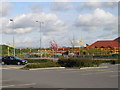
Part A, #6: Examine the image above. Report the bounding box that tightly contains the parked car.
[1,56,28,65]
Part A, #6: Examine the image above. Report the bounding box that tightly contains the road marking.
[1,83,36,88]
[0,85,15,88]
[2,68,11,70]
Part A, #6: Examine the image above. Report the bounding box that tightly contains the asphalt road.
[1,64,119,88]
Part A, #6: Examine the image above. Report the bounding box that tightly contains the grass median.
[57,58,119,68]
[23,59,60,69]
[23,58,119,69]
[24,59,52,63]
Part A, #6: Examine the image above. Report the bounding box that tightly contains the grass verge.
[24,59,52,63]
[23,62,60,69]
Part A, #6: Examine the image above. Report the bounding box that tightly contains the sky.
[0,0,119,48]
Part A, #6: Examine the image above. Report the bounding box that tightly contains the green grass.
[23,62,60,69]
[23,59,61,69]
[24,59,52,63]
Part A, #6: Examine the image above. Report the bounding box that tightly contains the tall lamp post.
[78,40,82,56]
[36,21,44,58]
[10,19,15,56]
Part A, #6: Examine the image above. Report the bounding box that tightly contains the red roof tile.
[88,40,119,48]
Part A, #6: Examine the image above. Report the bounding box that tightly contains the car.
[1,56,28,65]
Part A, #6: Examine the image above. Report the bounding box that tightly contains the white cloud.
[77,2,117,11]
[0,2,14,16]
[2,12,67,35]
[75,8,117,31]
[4,28,33,34]
[51,2,73,11]
[16,37,32,43]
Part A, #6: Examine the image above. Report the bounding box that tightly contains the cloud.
[0,2,14,16]
[4,28,33,34]
[51,2,73,11]
[16,37,32,43]
[2,12,67,35]
[77,2,117,11]
[75,8,117,32]
[15,37,37,48]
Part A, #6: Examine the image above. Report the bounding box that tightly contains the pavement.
[1,64,119,88]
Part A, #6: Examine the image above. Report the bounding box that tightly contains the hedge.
[57,58,103,68]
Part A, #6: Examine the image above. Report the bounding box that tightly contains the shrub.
[57,58,103,68]
[101,60,119,64]
[110,60,120,64]
[92,60,103,66]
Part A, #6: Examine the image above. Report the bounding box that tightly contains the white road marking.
[1,85,15,88]
[1,68,11,70]
[1,83,36,88]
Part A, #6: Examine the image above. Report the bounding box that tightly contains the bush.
[57,58,103,68]
[110,60,120,64]
[92,60,103,66]
[101,60,119,64]
[24,62,60,69]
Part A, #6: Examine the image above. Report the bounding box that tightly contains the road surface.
[1,64,119,88]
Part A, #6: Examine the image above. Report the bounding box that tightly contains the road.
[1,64,119,88]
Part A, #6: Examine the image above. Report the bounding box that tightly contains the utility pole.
[71,35,75,53]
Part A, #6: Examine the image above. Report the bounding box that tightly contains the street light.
[10,19,15,56]
[78,40,82,55]
[36,21,44,58]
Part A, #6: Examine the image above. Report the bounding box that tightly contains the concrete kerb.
[24,66,108,70]
[80,66,108,70]
[26,67,65,70]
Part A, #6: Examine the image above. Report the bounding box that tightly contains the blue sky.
[1,1,118,48]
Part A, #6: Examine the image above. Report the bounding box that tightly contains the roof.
[58,48,67,51]
[87,40,119,48]
[114,37,120,43]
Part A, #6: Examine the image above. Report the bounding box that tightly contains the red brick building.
[86,37,120,54]
[87,37,120,49]
[54,37,120,55]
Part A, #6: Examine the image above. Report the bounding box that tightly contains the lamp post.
[10,19,15,56]
[78,40,82,56]
[36,21,44,58]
